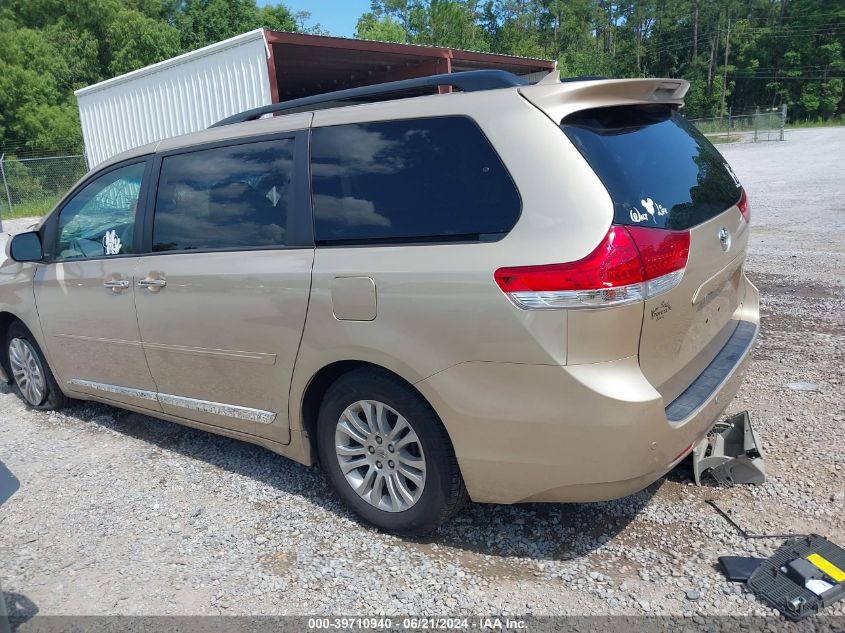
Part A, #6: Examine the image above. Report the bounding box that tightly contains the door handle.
[138,277,166,291]
[103,279,130,292]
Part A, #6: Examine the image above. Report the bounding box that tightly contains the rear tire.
[6,321,68,410]
[316,368,467,535]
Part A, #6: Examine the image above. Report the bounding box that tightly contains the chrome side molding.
[157,393,276,424]
[67,379,276,425]
[69,379,158,401]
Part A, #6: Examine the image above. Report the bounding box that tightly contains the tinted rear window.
[562,105,742,230]
[310,116,520,244]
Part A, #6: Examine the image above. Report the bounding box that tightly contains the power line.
[645,21,845,57]
[727,75,844,80]
[649,27,845,57]
[745,11,845,23]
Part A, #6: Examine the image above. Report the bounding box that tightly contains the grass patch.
[705,134,744,144]
[786,116,845,129]
[0,198,55,221]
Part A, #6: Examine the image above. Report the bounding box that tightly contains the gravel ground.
[1,128,843,620]
[0,217,41,235]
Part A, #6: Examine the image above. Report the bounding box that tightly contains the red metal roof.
[263,30,556,103]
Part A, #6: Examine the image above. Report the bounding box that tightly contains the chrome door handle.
[138,278,166,289]
[103,279,130,290]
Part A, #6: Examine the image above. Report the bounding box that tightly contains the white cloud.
[312,194,391,227]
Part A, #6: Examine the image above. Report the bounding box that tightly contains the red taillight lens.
[737,189,750,223]
[494,225,690,310]
[494,226,644,293]
[625,225,690,280]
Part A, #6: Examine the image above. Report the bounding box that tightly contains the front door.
[34,159,162,411]
[133,132,313,441]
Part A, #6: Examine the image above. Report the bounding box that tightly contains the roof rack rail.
[209,69,527,128]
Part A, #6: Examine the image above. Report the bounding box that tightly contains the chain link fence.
[0,150,88,229]
[690,105,787,144]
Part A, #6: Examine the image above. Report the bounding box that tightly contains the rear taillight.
[494,225,690,310]
[737,189,750,223]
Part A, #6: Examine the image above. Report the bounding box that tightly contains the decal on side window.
[266,185,281,207]
[102,230,122,255]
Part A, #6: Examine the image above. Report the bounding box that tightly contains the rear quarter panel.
[289,89,615,432]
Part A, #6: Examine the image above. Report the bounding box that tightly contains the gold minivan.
[0,71,758,534]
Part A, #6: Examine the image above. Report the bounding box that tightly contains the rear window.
[310,116,520,244]
[562,105,742,230]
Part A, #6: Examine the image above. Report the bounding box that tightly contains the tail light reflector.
[737,189,750,223]
[494,225,690,310]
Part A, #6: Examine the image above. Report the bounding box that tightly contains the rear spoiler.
[519,78,689,122]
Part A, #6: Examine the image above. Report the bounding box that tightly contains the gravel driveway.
[1,128,843,619]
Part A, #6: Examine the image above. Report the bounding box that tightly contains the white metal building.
[75,29,555,168]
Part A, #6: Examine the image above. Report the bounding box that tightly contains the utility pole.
[708,10,721,92]
[693,3,699,61]
[721,15,731,120]
[780,104,787,141]
[0,153,10,233]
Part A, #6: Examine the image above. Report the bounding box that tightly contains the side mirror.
[9,231,43,263]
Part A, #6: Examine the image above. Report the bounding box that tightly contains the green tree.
[174,0,299,50]
[13,103,83,152]
[362,0,490,49]
[106,9,181,77]
[356,13,409,42]
[260,3,299,32]
[0,0,303,153]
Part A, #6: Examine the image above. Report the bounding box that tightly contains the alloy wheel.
[334,399,426,512]
[8,337,47,406]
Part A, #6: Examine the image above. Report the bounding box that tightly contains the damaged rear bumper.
[417,285,760,505]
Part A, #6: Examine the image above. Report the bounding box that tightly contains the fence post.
[753,107,759,142]
[0,153,11,232]
[780,104,787,141]
[727,106,732,142]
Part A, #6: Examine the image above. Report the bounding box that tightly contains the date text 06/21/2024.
[307,617,528,630]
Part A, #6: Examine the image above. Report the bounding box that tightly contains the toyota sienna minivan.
[0,70,758,534]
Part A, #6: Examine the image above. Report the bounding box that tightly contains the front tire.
[316,368,467,535]
[6,321,67,410]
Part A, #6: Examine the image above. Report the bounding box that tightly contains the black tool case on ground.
[748,534,845,621]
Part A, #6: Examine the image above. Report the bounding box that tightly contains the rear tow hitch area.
[692,411,766,486]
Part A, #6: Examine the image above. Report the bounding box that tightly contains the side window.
[55,162,145,260]
[310,116,521,243]
[152,138,295,252]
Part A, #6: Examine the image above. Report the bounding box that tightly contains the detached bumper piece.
[692,411,766,486]
[748,535,845,621]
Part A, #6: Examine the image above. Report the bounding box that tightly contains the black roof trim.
[209,69,527,128]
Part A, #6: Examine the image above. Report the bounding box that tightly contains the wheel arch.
[0,311,25,382]
[298,360,445,464]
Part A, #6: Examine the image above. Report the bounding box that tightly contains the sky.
[260,0,373,38]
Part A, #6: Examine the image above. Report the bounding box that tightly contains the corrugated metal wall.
[75,30,272,168]
[521,70,556,84]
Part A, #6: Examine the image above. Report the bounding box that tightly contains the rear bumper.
[416,277,759,504]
